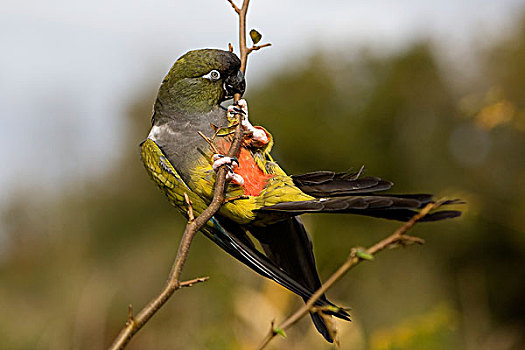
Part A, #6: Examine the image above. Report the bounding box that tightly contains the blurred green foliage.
[2,14,525,350]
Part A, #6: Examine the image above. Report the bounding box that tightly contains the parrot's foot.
[228,99,269,145]
[212,154,244,186]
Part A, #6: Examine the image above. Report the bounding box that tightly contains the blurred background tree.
[1,7,525,350]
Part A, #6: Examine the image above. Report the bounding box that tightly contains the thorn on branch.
[226,0,240,14]
[127,304,135,326]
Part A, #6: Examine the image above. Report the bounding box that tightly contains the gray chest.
[147,110,228,183]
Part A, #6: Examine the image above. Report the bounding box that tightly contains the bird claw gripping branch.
[228,99,269,146]
[214,99,269,186]
[212,154,244,186]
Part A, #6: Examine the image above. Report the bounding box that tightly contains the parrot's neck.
[156,96,217,116]
[152,99,227,131]
[155,79,224,116]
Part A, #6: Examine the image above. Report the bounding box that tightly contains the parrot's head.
[155,49,245,116]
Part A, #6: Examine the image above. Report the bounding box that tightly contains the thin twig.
[237,0,250,74]
[107,1,256,349]
[226,0,241,14]
[179,276,210,288]
[256,201,442,350]
[248,43,272,54]
[127,305,134,325]
[198,131,220,154]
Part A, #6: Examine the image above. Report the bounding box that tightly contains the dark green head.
[155,49,245,116]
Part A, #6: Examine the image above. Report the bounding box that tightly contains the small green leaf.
[273,326,286,338]
[250,29,262,45]
[356,249,374,261]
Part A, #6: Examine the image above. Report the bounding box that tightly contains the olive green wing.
[140,138,209,216]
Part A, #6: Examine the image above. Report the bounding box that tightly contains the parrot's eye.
[202,69,221,81]
[210,70,221,80]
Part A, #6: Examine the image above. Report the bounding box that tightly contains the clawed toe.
[212,154,239,171]
[229,105,246,115]
[212,154,244,186]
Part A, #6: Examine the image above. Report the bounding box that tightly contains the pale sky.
[1,0,524,206]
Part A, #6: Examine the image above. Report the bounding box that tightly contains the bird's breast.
[216,139,272,197]
[235,147,273,196]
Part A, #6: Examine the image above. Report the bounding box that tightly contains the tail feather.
[292,170,393,197]
[310,312,334,343]
[250,217,350,342]
[348,208,462,221]
[203,217,350,321]
[256,195,462,222]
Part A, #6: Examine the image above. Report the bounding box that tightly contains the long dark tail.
[257,170,463,221]
[250,217,347,342]
[256,194,462,221]
[204,216,349,343]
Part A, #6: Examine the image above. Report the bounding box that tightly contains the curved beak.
[224,70,245,99]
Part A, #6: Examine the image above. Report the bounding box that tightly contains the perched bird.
[141,48,461,342]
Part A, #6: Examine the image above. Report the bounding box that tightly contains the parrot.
[140,48,462,342]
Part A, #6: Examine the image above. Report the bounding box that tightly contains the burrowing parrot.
[140,48,462,342]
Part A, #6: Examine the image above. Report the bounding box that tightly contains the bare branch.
[256,201,442,349]
[106,1,257,349]
[226,0,241,14]
[238,0,250,74]
[227,0,250,74]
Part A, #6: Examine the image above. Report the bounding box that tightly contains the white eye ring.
[202,69,221,81]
